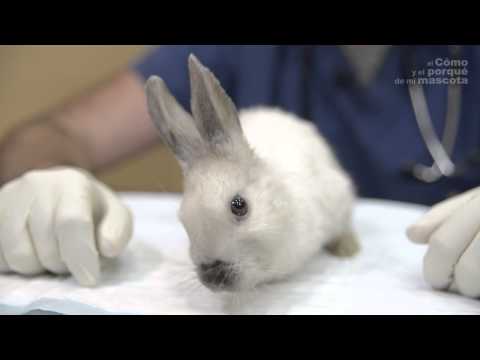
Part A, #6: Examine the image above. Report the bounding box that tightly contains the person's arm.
[0,45,237,186]
[0,70,158,185]
[0,46,238,286]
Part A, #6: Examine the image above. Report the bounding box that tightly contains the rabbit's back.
[239,106,355,245]
[239,107,341,175]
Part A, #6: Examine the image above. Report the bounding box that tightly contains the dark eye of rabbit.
[231,195,248,217]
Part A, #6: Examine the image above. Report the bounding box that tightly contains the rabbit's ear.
[146,76,205,168]
[188,54,250,155]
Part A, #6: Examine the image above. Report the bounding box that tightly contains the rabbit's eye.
[231,195,248,217]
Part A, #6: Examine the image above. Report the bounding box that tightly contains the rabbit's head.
[146,55,296,292]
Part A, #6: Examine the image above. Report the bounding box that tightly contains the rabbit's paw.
[325,230,360,258]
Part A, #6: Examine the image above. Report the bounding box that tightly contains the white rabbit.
[145,54,359,292]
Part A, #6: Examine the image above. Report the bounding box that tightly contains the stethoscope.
[297,45,479,184]
[404,45,463,183]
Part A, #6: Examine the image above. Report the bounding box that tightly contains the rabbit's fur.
[146,54,359,292]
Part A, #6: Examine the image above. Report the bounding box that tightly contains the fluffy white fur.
[146,54,357,292]
[180,107,356,290]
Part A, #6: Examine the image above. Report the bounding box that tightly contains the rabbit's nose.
[198,260,236,291]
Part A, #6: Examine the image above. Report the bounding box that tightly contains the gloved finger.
[448,278,459,293]
[94,181,133,258]
[423,194,480,290]
[407,187,479,244]
[0,182,44,274]
[454,231,480,298]
[55,183,100,287]
[0,183,13,272]
[28,191,68,274]
[0,246,10,272]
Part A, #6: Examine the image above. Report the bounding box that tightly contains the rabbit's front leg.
[325,229,360,257]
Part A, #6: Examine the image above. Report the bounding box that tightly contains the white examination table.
[1,193,479,315]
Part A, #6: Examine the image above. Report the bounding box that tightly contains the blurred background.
[0,45,183,193]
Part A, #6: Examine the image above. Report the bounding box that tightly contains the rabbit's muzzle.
[198,260,237,292]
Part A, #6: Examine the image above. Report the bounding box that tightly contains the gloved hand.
[407,186,480,298]
[0,167,133,286]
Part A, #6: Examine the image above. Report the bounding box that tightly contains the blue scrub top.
[132,45,480,206]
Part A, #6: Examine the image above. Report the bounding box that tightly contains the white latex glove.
[407,186,480,298]
[0,167,133,286]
